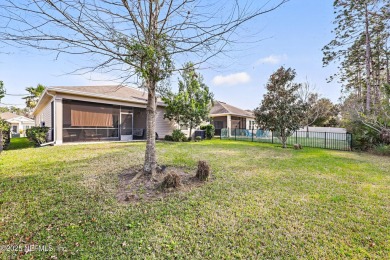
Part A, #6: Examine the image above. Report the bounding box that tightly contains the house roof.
[49,85,152,104]
[33,85,166,115]
[0,112,35,123]
[210,101,254,118]
[0,112,19,120]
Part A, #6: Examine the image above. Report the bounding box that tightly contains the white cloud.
[212,72,251,86]
[256,54,287,65]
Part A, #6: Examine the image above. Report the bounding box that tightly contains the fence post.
[349,133,353,151]
[235,128,236,140]
[251,128,254,142]
[324,132,327,149]
[295,131,298,144]
[220,129,222,140]
[272,131,274,144]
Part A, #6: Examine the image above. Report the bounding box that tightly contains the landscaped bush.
[195,136,202,142]
[0,119,11,152]
[26,126,50,146]
[200,124,215,139]
[171,129,186,142]
[372,144,390,156]
[164,135,173,141]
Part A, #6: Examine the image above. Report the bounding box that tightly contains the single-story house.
[209,101,256,136]
[0,112,35,137]
[33,85,176,144]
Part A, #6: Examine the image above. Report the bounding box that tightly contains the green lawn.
[7,137,35,150]
[0,138,389,258]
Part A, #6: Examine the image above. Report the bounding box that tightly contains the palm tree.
[23,84,45,110]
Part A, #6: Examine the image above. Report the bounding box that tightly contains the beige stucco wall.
[34,98,54,141]
[155,107,176,138]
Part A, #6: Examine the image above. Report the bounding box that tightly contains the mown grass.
[0,138,389,258]
[6,137,34,150]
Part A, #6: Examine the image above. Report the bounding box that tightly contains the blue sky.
[0,0,340,110]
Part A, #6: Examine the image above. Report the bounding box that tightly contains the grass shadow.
[6,137,35,150]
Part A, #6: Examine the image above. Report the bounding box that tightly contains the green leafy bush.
[344,121,381,150]
[195,136,202,142]
[164,135,173,141]
[26,126,49,146]
[171,129,186,142]
[0,119,11,151]
[372,144,390,156]
[200,124,215,139]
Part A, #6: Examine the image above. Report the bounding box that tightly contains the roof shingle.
[210,101,254,118]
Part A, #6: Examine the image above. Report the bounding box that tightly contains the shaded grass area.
[0,140,389,258]
[6,137,35,150]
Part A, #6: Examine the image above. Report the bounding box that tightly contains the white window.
[249,120,256,129]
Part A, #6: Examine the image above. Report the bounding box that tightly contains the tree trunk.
[386,49,390,84]
[364,4,372,112]
[306,124,309,138]
[281,130,287,148]
[189,122,193,140]
[143,82,157,175]
[0,131,3,153]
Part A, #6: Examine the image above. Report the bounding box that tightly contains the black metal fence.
[220,128,352,151]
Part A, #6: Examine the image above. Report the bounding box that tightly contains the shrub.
[372,144,390,156]
[200,124,215,139]
[0,119,11,152]
[171,129,186,142]
[195,136,202,142]
[26,126,50,146]
[344,121,381,150]
[161,172,181,189]
[196,160,210,181]
[164,135,173,141]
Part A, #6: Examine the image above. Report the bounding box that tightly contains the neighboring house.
[0,112,35,137]
[209,101,256,136]
[33,85,176,144]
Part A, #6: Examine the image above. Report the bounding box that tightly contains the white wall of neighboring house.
[8,117,35,137]
[246,118,257,130]
[298,127,347,133]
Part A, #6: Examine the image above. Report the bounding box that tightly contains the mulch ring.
[117,165,211,203]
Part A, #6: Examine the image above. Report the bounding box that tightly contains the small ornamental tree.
[163,63,213,138]
[254,67,306,148]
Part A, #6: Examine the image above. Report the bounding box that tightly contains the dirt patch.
[117,166,211,203]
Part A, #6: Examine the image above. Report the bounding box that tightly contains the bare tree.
[298,82,334,130]
[0,0,287,175]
